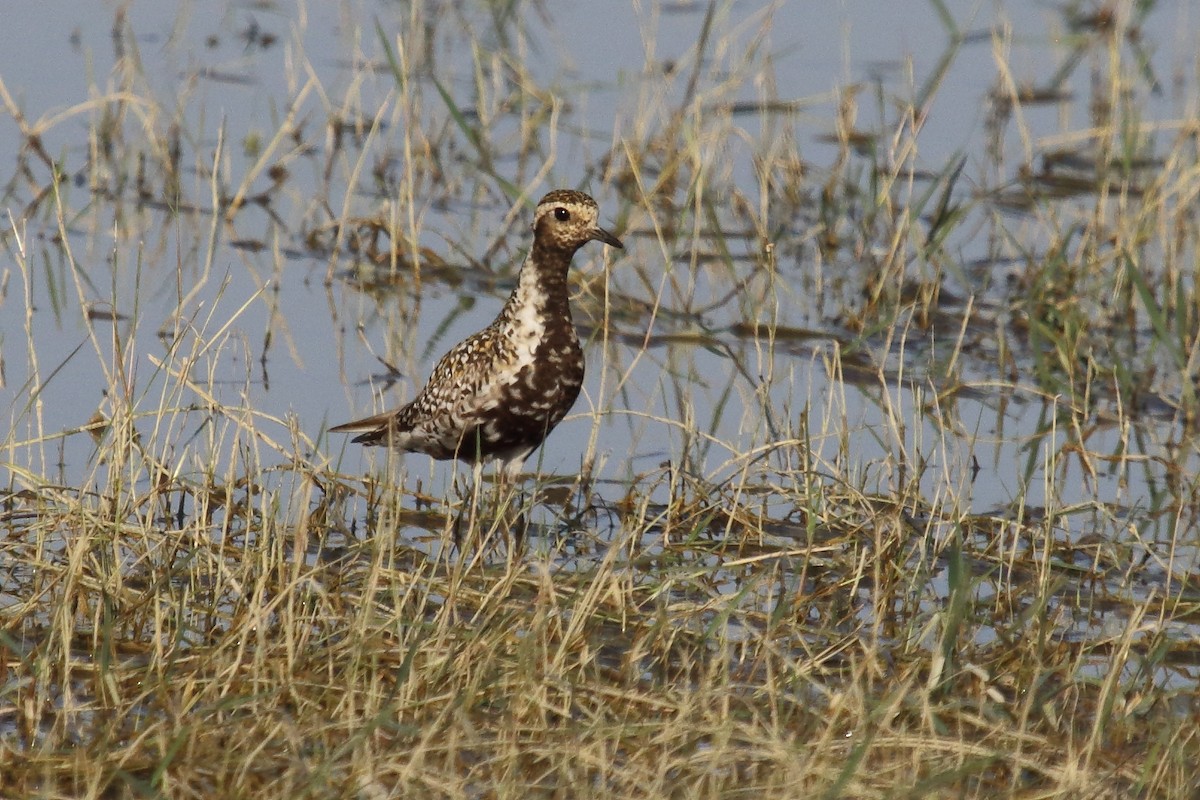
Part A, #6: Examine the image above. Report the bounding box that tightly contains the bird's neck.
[501,243,575,330]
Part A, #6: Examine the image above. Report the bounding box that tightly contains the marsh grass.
[2,1,1200,798]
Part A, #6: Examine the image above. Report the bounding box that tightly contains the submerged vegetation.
[2,1,1199,797]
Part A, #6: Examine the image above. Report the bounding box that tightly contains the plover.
[331,189,623,479]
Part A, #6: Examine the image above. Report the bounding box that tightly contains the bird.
[331,189,623,480]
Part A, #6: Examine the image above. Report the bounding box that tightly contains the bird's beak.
[590,226,624,249]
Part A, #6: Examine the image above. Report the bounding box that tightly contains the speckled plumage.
[331,189,623,478]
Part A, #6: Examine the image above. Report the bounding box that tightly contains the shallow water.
[1,0,1197,562]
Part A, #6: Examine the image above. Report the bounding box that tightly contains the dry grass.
[2,1,1199,798]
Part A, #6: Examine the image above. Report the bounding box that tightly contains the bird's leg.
[449,458,486,555]
[494,458,530,557]
[465,458,486,547]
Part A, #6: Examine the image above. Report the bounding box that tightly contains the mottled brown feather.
[331,189,622,476]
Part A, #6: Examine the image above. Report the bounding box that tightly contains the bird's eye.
[554,207,570,221]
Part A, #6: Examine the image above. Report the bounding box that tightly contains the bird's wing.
[403,326,518,426]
